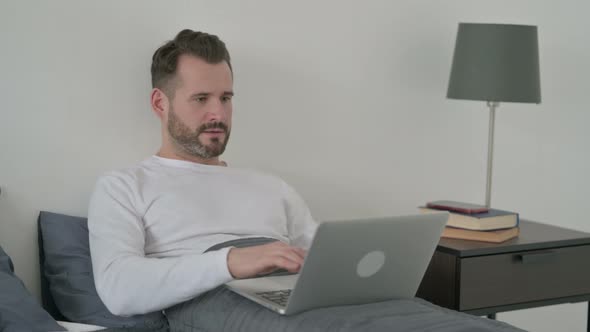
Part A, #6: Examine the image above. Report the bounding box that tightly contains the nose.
[205,99,226,122]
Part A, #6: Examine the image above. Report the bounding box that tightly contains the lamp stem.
[485,101,499,208]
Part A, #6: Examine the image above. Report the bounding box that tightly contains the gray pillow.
[38,211,167,329]
[0,244,66,332]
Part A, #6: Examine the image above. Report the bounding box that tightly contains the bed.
[28,211,526,332]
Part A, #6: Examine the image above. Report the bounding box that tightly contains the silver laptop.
[225,213,449,315]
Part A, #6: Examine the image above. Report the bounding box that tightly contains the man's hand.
[227,241,307,279]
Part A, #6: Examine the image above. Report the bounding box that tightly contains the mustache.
[198,122,229,133]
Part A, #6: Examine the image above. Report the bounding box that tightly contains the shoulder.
[230,167,290,186]
[93,158,155,194]
[239,168,304,200]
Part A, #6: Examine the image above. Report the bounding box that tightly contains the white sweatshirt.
[88,156,317,316]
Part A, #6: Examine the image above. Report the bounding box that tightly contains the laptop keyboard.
[256,289,291,307]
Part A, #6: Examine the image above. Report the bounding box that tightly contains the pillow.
[0,244,66,332]
[38,211,167,329]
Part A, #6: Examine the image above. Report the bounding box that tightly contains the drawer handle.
[517,250,556,264]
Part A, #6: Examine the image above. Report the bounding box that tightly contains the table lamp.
[447,23,541,208]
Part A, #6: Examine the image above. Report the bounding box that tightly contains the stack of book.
[420,200,519,243]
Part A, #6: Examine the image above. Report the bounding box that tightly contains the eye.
[221,95,233,103]
[195,96,208,103]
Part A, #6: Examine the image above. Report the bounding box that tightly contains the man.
[88,29,317,317]
[89,30,524,332]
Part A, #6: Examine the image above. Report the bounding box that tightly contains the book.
[441,226,519,243]
[426,200,489,214]
[420,207,519,231]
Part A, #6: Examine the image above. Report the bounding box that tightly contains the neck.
[157,144,222,166]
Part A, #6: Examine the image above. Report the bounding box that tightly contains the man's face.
[166,55,233,159]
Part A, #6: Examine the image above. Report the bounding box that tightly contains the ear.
[151,88,169,120]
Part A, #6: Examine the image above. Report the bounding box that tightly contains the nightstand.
[416,220,590,331]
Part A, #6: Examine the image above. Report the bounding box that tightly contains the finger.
[267,242,304,256]
[291,247,307,259]
[283,247,305,262]
[271,256,301,272]
[276,250,304,267]
[263,243,302,261]
[257,266,279,276]
[257,243,304,272]
[277,247,304,264]
[280,259,301,273]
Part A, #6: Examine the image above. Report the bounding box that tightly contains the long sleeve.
[88,175,234,316]
[281,181,318,249]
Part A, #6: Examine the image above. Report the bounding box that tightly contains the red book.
[426,200,489,214]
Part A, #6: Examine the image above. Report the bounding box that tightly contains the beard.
[167,106,230,159]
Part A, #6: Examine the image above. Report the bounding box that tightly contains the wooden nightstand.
[416,220,590,331]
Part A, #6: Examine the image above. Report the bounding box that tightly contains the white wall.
[1,1,589,330]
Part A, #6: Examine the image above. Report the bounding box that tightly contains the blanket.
[163,237,524,331]
[102,237,526,332]
[164,286,525,332]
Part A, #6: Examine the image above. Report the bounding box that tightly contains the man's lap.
[164,287,525,332]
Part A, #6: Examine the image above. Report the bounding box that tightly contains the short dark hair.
[151,29,232,97]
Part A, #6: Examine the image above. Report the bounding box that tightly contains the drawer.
[459,244,590,311]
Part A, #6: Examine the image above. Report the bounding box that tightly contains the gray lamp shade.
[447,23,541,103]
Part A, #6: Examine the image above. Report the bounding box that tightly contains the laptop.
[225,212,449,315]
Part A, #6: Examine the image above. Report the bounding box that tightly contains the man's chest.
[139,176,288,234]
